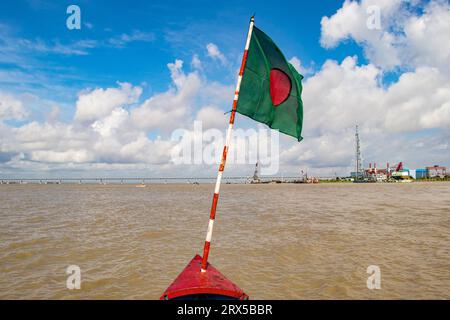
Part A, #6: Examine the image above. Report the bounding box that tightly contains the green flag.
[236,26,304,141]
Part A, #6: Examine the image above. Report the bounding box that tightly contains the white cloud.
[280,131,355,169]
[191,54,202,70]
[131,60,201,132]
[0,59,233,172]
[12,121,91,153]
[75,82,142,123]
[131,59,232,133]
[289,56,314,76]
[303,55,450,134]
[2,50,449,175]
[283,54,450,174]
[384,67,450,131]
[195,106,227,130]
[108,30,155,48]
[402,1,450,72]
[92,107,130,138]
[206,43,227,64]
[302,56,384,135]
[46,106,60,123]
[294,0,450,175]
[0,92,28,120]
[29,149,94,163]
[13,38,98,56]
[3,108,174,166]
[0,24,154,60]
[320,0,450,72]
[320,0,403,70]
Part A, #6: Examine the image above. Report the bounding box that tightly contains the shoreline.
[0,179,448,186]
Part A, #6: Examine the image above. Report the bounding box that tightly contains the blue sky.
[0,0,359,104]
[0,0,449,178]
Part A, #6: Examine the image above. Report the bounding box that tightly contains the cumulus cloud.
[0,92,28,120]
[2,106,174,166]
[320,0,450,71]
[289,0,449,175]
[402,1,450,72]
[206,43,227,64]
[131,59,232,133]
[131,60,201,132]
[320,0,403,69]
[317,0,450,135]
[29,149,94,163]
[0,59,232,173]
[384,67,450,132]
[12,121,91,154]
[285,54,450,174]
[75,82,142,123]
[191,54,202,70]
[302,56,384,135]
[289,56,314,76]
[195,106,228,130]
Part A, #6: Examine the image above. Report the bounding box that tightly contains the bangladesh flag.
[236,26,304,141]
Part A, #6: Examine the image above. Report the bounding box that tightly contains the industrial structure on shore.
[352,125,447,183]
[352,162,447,182]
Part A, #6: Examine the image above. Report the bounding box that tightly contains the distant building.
[350,172,365,179]
[364,163,388,181]
[426,165,446,178]
[415,169,427,179]
[391,169,412,181]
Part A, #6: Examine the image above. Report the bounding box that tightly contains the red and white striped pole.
[200,16,255,272]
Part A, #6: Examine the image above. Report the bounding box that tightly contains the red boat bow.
[160,255,248,300]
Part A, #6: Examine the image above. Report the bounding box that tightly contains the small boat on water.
[160,255,248,300]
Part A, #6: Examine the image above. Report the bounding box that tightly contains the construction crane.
[355,125,362,181]
[251,162,261,183]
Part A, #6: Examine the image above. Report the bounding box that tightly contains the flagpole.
[200,16,255,272]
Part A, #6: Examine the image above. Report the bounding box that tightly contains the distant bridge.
[0,176,329,184]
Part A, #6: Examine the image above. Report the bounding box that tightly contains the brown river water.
[0,182,449,299]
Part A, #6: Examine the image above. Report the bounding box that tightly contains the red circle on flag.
[270,68,291,106]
